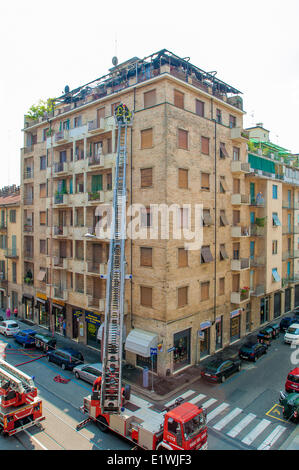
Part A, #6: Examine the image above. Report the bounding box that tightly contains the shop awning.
[125,328,158,357]
[200,321,212,330]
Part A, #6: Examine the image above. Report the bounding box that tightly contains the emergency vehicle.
[0,359,45,436]
[76,104,208,450]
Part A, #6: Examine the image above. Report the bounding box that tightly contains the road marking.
[227,413,256,438]
[201,398,217,409]
[213,407,243,431]
[266,404,288,423]
[24,430,48,450]
[242,419,271,446]
[164,390,195,407]
[130,394,153,409]
[207,403,229,423]
[188,393,206,405]
[257,425,286,450]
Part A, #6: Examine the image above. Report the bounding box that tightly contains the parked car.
[200,358,241,383]
[73,363,102,384]
[280,316,297,332]
[284,323,299,345]
[238,342,267,362]
[46,348,84,370]
[285,368,299,393]
[13,329,37,347]
[0,320,19,337]
[35,333,56,352]
[279,391,299,422]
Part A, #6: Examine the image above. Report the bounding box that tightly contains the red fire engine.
[0,359,45,436]
[76,105,208,450]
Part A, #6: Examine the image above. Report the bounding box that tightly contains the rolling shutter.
[178,129,188,149]
[141,129,153,149]
[140,247,152,267]
[178,168,188,188]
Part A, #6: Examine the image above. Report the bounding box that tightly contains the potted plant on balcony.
[240,286,250,300]
[88,191,101,201]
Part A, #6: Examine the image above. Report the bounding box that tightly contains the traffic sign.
[150,347,157,356]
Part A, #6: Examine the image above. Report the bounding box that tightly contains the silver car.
[73,362,102,384]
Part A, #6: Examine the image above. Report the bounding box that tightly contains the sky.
[0,0,298,188]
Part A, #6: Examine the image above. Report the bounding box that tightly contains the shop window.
[173,328,190,371]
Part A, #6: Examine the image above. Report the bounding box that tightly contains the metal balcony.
[231,194,250,205]
[231,258,250,271]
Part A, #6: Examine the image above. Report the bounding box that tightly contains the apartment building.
[20,49,298,377]
[0,185,21,312]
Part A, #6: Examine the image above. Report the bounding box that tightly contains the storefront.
[215,317,223,351]
[52,301,66,335]
[285,288,291,313]
[0,289,6,309]
[22,294,34,321]
[260,296,269,324]
[85,310,102,350]
[125,328,158,372]
[72,308,83,340]
[35,292,48,327]
[230,309,241,342]
[274,292,281,318]
[295,285,299,308]
[173,328,191,371]
[245,303,251,333]
[199,322,211,359]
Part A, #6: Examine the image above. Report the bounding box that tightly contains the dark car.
[35,333,57,352]
[238,342,267,362]
[46,348,84,370]
[14,329,37,347]
[280,316,297,332]
[285,368,299,393]
[200,358,241,383]
[279,391,299,422]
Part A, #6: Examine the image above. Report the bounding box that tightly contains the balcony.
[54,194,69,206]
[87,118,105,134]
[250,256,265,267]
[231,226,250,238]
[5,248,19,259]
[54,130,70,144]
[24,168,34,180]
[231,258,250,271]
[86,261,107,276]
[231,161,251,174]
[87,191,104,204]
[88,154,104,169]
[282,276,299,286]
[282,200,293,210]
[53,225,69,237]
[250,284,265,297]
[24,249,33,260]
[250,224,265,237]
[23,145,34,155]
[231,290,250,304]
[24,196,34,206]
[231,194,250,205]
[54,286,68,301]
[54,162,69,174]
[87,295,105,311]
[24,223,34,233]
[0,222,7,231]
[282,226,293,235]
[231,127,249,142]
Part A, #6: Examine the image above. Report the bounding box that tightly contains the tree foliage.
[25,98,55,120]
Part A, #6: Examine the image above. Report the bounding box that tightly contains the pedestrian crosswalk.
[128,389,291,450]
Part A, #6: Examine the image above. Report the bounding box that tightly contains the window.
[144,90,156,108]
[107,138,112,153]
[40,156,46,170]
[141,128,153,149]
[91,174,103,192]
[174,89,184,109]
[140,247,152,267]
[140,286,152,307]
[220,176,227,193]
[178,286,188,308]
[272,268,281,282]
[9,210,16,223]
[178,129,188,150]
[201,282,209,301]
[195,99,205,117]
[233,147,240,161]
[272,212,281,226]
[42,128,48,141]
[233,210,240,225]
[178,169,188,189]
[220,244,228,260]
[202,209,213,226]
[12,262,17,283]
[141,207,151,228]
[74,116,82,128]
[229,115,236,128]
[201,245,213,263]
[272,185,278,199]
[272,240,278,255]
[216,109,222,124]
[140,168,153,188]
[38,240,46,256]
[201,136,210,155]
[178,207,189,229]
[220,142,229,158]
[62,119,70,130]
[40,184,46,198]
[233,178,240,194]
[219,278,225,295]
[178,248,188,267]
[40,211,46,225]
[106,173,112,190]
[201,172,210,190]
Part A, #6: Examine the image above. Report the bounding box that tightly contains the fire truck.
[0,359,45,436]
[76,104,208,450]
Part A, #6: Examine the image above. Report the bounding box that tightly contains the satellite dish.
[64,85,70,94]
[112,56,118,67]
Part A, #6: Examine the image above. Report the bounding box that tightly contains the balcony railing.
[88,191,103,203]
[250,224,265,237]
[231,226,250,237]
[54,286,68,300]
[24,169,34,179]
[231,161,251,173]
[5,248,19,259]
[24,197,33,205]
[54,130,69,143]
[231,194,250,205]
[24,249,33,259]
[54,193,69,205]
[88,155,102,166]
[250,284,265,296]
[0,222,7,231]
[250,256,265,267]
[231,127,249,142]
[88,118,105,133]
[231,290,250,304]
[231,258,250,271]
[54,162,68,173]
[24,223,34,232]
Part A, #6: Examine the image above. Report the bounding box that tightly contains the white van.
[284,323,299,345]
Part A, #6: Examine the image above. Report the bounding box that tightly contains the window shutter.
[201,172,210,190]
[97,107,105,124]
[203,209,213,226]
[141,129,153,149]
[178,248,188,267]
[232,274,240,292]
[40,212,46,225]
[233,210,240,225]
[141,168,153,188]
[219,278,225,295]
[220,142,229,158]
[201,282,209,301]
[174,90,184,109]
[201,246,213,263]
[178,129,188,149]
[196,99,204,117]
[140,247,152,267]
[178,168,188,189]
[144,90,156,108]
[40,184,46,198]
[178,286,188,307]
[141,286,152,307]
[233,178,241,194]
[201,136,210,155]
[92,174,103,192]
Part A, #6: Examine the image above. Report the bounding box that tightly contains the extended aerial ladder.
[100,104,133,414]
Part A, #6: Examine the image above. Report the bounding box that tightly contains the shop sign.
[36,292,47,301]
[230,309,241,318]
[167,346,176,353]
[85,310,101,325]
[73,309,83,318]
